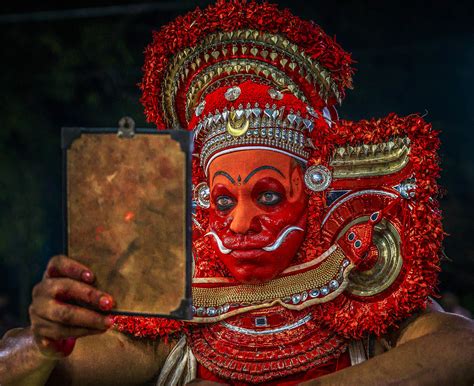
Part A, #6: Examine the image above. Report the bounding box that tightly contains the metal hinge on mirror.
[117,116,136,138]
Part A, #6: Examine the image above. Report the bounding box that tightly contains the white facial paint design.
[205,225,304,254]
[205,231,232,254]
[262,226,304,251]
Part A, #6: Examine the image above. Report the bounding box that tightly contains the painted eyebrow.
[212,171,236,184]
[243,165,285,184]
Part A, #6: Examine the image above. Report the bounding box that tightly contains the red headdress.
[114,0,443,353]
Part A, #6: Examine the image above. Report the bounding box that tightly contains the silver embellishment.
[194,100,206,117]
[291,293,302,304]
[309,288,320,298]
[306,105,318,118]
[322,106,333,127]
[320,286,330,296]
[287,113,297,125]
[268,88,283,100]
[301,291,308,302]
[255,316,268,327]
[194,182,210,209]
[304,165,332,192]
[221,314,311,335]
[195,105,313,171]
[329,280,339,291]
[224,86,241,101]
[303,119,314,131]
[322,190,398,226]
[397,178,417,199]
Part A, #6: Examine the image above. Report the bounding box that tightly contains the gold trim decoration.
[193,246,346,308]
[226,110,250,137]
[186,59,308,121]
[191,253,354,324]
[339,217,403,297]
[161,29,342,128]
[192,245,338,284]
[330,137,411,178]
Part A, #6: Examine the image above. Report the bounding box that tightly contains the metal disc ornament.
[304,165,332,192]
[195,182,210,208]
[224,86,241,101]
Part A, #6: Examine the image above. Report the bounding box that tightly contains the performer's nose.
[229,203,261,234]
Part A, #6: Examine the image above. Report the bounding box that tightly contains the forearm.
[0,327,58,386]
[47,330,173,386]
[301,324,474,386]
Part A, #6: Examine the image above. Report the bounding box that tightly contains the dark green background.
[0,1,473,326]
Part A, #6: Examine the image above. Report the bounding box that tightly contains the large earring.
[304,165,332,192]
[194,182,210,209]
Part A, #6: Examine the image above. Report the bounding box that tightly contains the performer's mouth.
[205,226,304,255]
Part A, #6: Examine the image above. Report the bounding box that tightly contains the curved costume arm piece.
[0,327,58,386]
[300,310,474,386]
[0,327,175,386]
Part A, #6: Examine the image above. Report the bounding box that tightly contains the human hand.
[29,255,114,358]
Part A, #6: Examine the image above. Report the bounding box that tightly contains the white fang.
[205,231,232,254]
[262,226,304,252]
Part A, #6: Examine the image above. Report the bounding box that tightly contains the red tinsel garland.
[112,315,185,342]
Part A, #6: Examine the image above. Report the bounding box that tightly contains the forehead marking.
[243,165,285,184]
[212,171,236,185]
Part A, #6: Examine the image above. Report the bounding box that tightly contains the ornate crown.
[140,0,354,137]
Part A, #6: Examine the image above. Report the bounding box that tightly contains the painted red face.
[207,150,308,284]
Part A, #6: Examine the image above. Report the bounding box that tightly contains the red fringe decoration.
[112,315,185,341]
[315,113,443,338]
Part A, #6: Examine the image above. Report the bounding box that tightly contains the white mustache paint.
[205,231,232,254]
[262,226,304,251]
[205,226,304,254]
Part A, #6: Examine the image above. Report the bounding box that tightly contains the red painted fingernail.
[81,270,94,283]
[99,296,112,310]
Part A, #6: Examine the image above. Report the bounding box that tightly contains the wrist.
[1,327,59,386]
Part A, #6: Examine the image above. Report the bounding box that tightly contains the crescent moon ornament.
[226,111,250,137]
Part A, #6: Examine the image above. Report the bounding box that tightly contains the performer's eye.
[215,195,236,211]
[257,191,281,206]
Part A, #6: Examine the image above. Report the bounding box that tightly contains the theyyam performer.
[1,1,473,385]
